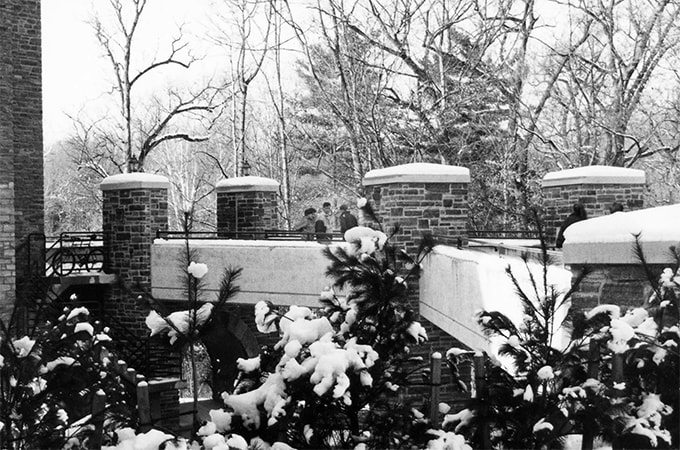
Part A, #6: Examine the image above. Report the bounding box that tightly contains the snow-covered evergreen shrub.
[440,240,679,449]
[197,201,458,449]
[0,304,133,449]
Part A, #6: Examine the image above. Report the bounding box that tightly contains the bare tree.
[89,0,227,172]
[155,139,229,230]
[547,0,680,168]
[209,0,273,176]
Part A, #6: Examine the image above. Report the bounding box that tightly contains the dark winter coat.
[339,211,358,234]
[556,213,585,248]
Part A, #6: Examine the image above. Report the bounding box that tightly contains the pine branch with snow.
[209,201,436,449]
[0,305,133,448]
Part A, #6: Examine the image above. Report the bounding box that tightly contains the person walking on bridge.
[556,202,587,248]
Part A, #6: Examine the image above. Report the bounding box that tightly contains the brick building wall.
[0,0,44,321]
[216,177,279,236]
[542,166,646,245]
[0,183,15,320]
[101,174,169,336]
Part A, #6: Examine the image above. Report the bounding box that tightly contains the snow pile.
[607,319,635,353]
[344,226,388,255]
[564,203,680,244]
[236,356,261,373]
[426,430,472,450]
[442,408,475,433]
[66,306,90,320]
[276,306,333,349]
[145,303,214,344]
[254,301,277,333]
[532,418,554,433]
[624,393,673,447]
[187,261,208,279]
[208,409,233,432]
[307,336,377,398]
[102,428,179,450]
[12,336,35,357]
[406,321,428,343]
[42,356,76,372]
[222,373,288,428]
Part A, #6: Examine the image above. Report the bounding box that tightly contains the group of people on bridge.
[293,202,358,240]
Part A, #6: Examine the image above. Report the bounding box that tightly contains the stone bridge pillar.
[100,173,169,335]
[562,204,680,312]
[362,163,470,257]
[216,176,280,237]
[542,165,646,246]
[362,162,471,403]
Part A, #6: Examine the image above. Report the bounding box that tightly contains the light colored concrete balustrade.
[151,239,340,307]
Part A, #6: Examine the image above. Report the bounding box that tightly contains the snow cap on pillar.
[216,176,280,235]
[363,162,470,186]
[216,176,280,193]
[361,162,470,259]
[100,172,170,191]
[542,165,645,187]
[541,165,646,247]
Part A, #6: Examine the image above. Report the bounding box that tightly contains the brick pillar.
[362,163,470,258]
[542,165,646,245]
[562,204,679,312]
[0,0,44,324]
[363,164,471,399]
[100,173,169,336]
[216,176,279,236]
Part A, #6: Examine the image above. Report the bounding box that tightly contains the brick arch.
[201,310,259,399]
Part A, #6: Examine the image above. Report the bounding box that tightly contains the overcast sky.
[41,0,219,148]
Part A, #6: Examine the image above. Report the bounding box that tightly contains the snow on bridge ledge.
[421,245,572,351]
[216,176,280,193]
[363,163,470,186]
[542,165,645,187]
[563,204,680,265]
[100,173,170,191]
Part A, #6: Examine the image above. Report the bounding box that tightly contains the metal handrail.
[43,232,108,277]
[468,229,540,239]
[156,229,346,241]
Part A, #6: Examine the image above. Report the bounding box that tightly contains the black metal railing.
[46,232,107,276]
[468,229,540,239]
[156,229,346,242]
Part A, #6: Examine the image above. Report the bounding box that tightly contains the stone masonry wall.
[0,0,44,321]
[364,181,471,403]
[569,264,664,314]
[216,191,278,236]
[103,188,168,335]
[364,182,469,257]
[543,183,645,245]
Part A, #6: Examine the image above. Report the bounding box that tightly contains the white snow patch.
[66,307,90,320]
[564,204,680,245]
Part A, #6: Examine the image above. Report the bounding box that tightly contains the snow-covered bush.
[439,238,679,449]
[200,202,441,449]
[143,255,242,436]
[0,304,133,449]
